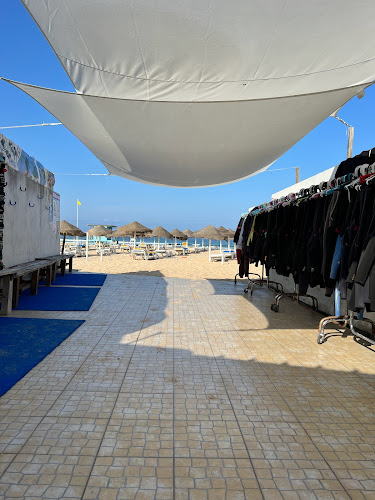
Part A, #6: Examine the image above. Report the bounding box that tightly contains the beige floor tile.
[1,275,375,498]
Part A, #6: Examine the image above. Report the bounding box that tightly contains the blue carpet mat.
[42,272,107,287]
[0,318,84,397]
[14,286,100,311]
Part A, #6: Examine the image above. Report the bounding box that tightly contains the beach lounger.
[131,249,158,260]
[174,247,188,255]
[210,253,233,264]
[155,249,173,258]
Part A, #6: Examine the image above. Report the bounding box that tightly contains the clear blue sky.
[2,0,375,232]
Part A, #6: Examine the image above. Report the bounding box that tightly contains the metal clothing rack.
[243,265,284,295]
[234,272,257,285]
[317,315,349,344]
[349,312,375,346]
[270,283,318,313]
[316,162,375,342]
[318,312,375,346]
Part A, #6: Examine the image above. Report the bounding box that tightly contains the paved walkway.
[1,275,375,499]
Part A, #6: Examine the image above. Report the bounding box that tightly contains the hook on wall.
[9,200,16,206]
[45,205,50,210]
[20,186,26,192]
[37,195,44,200]
[28,202,35,207]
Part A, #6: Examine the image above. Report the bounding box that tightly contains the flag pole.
[76,199,79,245]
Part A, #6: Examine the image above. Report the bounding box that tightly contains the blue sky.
[2,0,375,232]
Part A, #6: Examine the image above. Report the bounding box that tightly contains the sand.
[73,248,252,281]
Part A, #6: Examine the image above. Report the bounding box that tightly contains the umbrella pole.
[134,232,136,248]
[228,238,230,251]
[158,236,160,250]
[174,237,177,249]
[220,240,222,253]
[209,239,211,261]
[61,233,66,255]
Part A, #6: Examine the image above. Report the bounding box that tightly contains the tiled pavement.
[1,274,375,499]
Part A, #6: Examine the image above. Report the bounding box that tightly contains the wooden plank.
[46,265,52,286]
[52,262,57,281]
[60,259,66,276]
[68,256,73,273]
[12,277,20,308]
[1,275,14,316]
[30,269,40,295]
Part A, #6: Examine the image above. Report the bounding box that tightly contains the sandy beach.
[73,248,256,280]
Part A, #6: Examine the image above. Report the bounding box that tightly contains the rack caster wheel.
[270,304,279,312]
[317,336,325,344]
[244,288,248,294]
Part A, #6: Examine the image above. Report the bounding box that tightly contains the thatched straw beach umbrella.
[196,225,226,260]
[182,229,195,248]
[183,229,195,250]
[224,228,235,250]
[192,229,203,249]
[60,220,83,255]
[115,221,151,248]
[152,226,173,250]
[86,225,113,260]
[170,228,188,249]
[217,226,229,253]
[87,225,113,237]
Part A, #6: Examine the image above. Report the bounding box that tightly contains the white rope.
[54,173,110,176]
[0,122,62,129]
[265,166,299,172]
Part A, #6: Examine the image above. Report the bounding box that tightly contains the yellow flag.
[77,199,81,206]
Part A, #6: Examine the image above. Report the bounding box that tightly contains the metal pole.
[334,121,354,317]
[295,166,300,183]
[347,126,354,159]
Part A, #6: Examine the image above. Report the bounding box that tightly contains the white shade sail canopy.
[8,0,375,187]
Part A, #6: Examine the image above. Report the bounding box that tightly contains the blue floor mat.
[42,272,107,287]
[14,286,100,311]
[0,318,84,397]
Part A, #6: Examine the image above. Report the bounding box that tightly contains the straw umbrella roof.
[115,221,151,236]
[183,229,195,238]
[171,228,188,240]
[152,226,173,239]
[60,220,82,236]
[218,227,235,239]
[197,225,226,240]
[87,225,113,237]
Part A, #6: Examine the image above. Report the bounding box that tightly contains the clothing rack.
[235,150,375,346]
[271,284,318,313]
[243,264,284,296]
